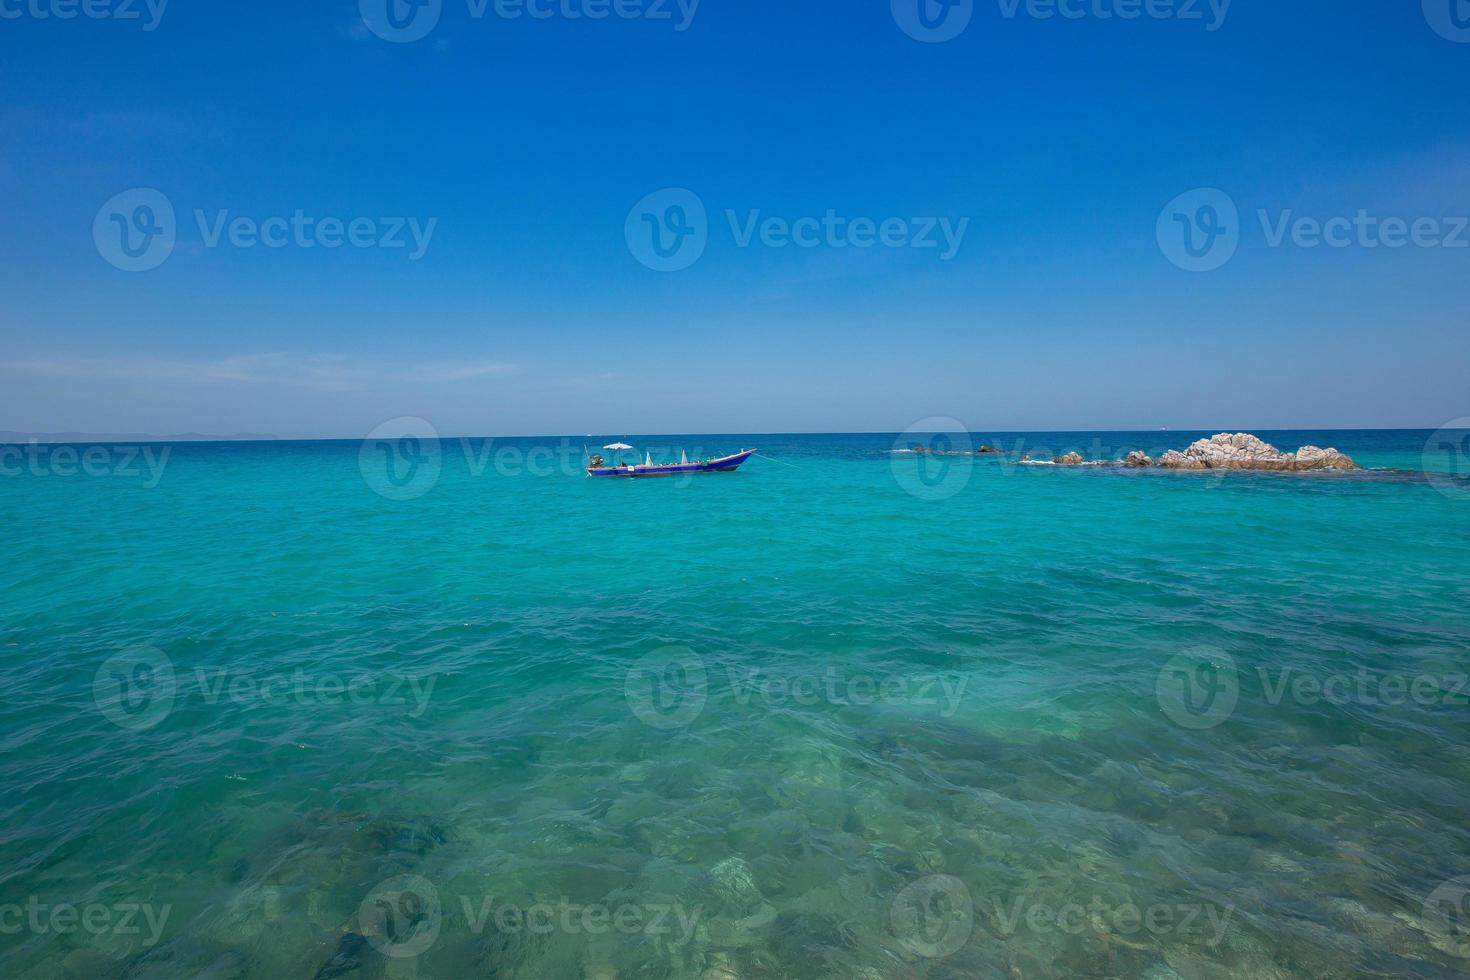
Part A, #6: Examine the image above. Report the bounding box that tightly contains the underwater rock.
[114,940,252,980]
[1155,433,1359,471]
[702,950,742,980]
[312,932,380,980]
[365,815,450,859]
[710,857,762,909]
[704,903,778,949]
[704,857,778,949]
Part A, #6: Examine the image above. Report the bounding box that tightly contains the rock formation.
[1153,433,1358,471]
[1054,452,1084,465]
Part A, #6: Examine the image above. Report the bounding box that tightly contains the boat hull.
[588,449,755,478]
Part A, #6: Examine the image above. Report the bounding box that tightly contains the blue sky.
[1,0,1467,437]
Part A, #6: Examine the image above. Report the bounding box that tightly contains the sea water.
[1,430,1468,978]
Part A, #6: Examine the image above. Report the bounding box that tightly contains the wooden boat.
[587,445,755,478]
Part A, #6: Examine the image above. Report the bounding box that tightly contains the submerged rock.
[1154,433,1359,471]
[312,933,381,980]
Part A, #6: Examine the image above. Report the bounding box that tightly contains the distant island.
[0,431,278,444]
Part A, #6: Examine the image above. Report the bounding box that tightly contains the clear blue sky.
[2,0,1467,437]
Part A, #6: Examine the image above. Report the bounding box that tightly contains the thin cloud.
[7,354,516,391]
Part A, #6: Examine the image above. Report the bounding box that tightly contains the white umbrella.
[603,442,633,451]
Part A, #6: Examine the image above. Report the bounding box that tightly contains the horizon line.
[0,425,1457,446]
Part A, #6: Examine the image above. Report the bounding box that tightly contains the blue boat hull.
[588,449,755,478]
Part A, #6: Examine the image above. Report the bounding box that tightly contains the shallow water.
[2,430,1469,978]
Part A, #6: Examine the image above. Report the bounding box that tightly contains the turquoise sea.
[2,429,1469,979]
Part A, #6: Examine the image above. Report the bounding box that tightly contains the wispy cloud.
[7,354,516,391]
